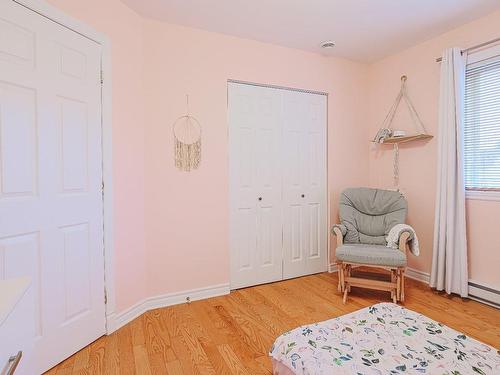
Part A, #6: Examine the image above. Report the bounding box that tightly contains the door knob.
[258,197,262,201]
[301,194,305,198]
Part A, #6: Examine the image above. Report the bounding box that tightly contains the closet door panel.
[228,83,283,289]
[236,206,256,271]
[283,91,327,279]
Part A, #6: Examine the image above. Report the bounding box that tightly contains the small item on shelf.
[373,128,393,143]
[392,130,406,137]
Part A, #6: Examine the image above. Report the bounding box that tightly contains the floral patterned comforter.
[269,303,500,375]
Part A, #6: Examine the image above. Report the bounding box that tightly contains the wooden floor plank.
[174,305,217,375]
[141,311,171,375]
[168,331,201,375]
[116,324,136,375]
[208,303,268,374]
[132,345,152,375]
[164,360,183,375]
[47,272,500,374]
[217,344,251,375]
[102,332,120,375]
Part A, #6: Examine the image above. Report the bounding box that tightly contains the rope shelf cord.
[173,95,202,171]
[373,76,431,189]
[380,75,428,135]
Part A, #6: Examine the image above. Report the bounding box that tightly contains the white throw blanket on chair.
[386,224,420,256]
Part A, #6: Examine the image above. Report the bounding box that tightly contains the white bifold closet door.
[282,90,328,279]
[228,82,327,289]
[228,83,284,289]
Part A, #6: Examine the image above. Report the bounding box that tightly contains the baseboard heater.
[468,281,500,308]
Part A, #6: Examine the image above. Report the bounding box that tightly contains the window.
[464,47,500,192]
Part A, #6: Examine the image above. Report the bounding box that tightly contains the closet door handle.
[301,194,305,198]
[258,197,262,201]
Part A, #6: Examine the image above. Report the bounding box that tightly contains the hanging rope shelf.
[377,133,433,144]
[173,95,202,172]
[372,75,433,189]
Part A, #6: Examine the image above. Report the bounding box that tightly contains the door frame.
[227,79,331,288]
[12,0,116,333]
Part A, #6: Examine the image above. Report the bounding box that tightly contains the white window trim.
[464,44,500,200]
[466,190,500,202]
[467,43,500,65]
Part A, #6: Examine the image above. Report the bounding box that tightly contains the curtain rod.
[435,36,500,62]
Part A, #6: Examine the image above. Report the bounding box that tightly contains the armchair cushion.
[339,188,407,245]
[336,244,407,267]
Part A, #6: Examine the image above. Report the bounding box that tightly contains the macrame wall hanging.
[173,95,202,171]
[372,76,432,190]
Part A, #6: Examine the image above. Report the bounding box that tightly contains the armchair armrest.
[398,231,411,253]
[331,224,346,247]
[387,224,419,256]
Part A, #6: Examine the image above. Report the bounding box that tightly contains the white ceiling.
[121,0,500,62]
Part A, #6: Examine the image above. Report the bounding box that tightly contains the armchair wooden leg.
[396,269,401,302]
[398,270,403,301]
[401,269,405,302]
[391,270,395,300]
[343,286,348,304]
[346,265,351,292]
[341,263,346,292]
[337,262,343,292]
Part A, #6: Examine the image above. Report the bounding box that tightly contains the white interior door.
[228,83,283,289]
[0,2,105,373]
[282,90,327,279]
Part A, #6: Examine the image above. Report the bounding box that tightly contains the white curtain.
[430,47,469,297]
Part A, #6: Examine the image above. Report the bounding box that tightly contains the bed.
[269,303,499,375]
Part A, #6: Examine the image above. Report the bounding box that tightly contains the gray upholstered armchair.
[332,187,413,303]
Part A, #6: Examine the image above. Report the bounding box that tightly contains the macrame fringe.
[174,138,201,171]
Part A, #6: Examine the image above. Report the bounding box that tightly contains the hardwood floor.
[46,271,500,374]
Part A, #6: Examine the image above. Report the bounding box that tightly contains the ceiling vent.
[320,41,336,49]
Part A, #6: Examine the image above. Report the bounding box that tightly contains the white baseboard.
[406,267,430,283]
[106,283,230,333]
[328,263,338,273]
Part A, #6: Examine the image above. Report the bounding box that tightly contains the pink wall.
[46,0,147,311]
[45,1,369,313]
[142,20,369,297]
[367,11,500,288]
[43,0,500,316]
